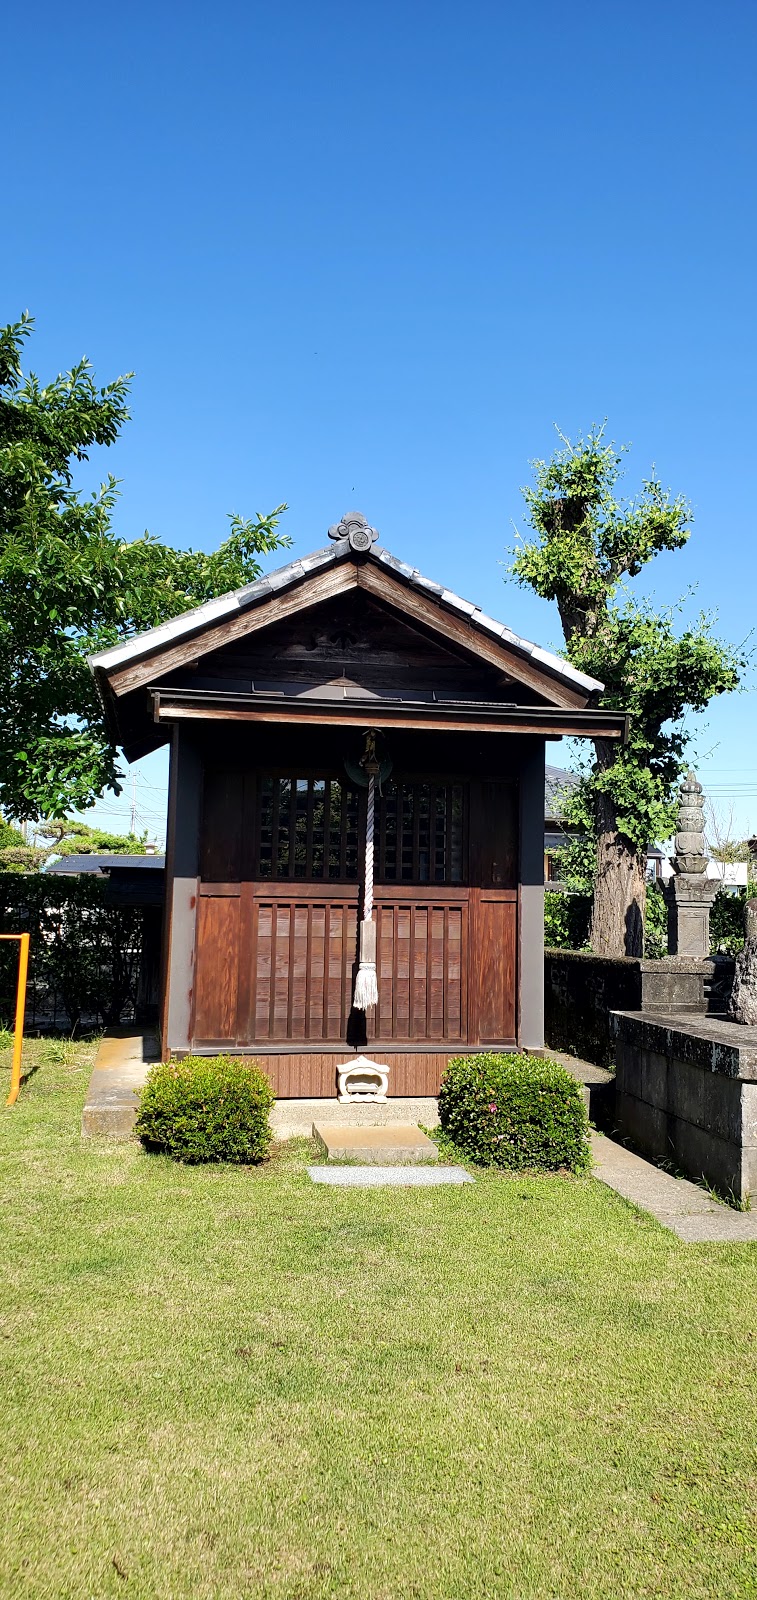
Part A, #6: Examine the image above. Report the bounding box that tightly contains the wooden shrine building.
[91,513,627,1097]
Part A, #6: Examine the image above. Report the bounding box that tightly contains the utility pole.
[130,774,137,836]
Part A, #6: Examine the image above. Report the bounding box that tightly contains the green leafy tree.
[510,428,742,956]
[37,818,150,855]
[0,313,290,821]
[0,816,24,850]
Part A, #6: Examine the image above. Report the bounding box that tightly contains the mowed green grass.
[0,1040,755,1600]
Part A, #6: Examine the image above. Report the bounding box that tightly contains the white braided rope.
[364,772,375,920]
[352,769,379,1010]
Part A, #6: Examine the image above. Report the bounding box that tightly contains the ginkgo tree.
[0,313,290,820]
[509,428,743,957]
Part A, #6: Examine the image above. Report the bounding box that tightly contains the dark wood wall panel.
[249,896,358,1043]
[193,896,241,1041]
[472,896,517,1043]
[191,759,521,1054]
[213,1052,460,1098]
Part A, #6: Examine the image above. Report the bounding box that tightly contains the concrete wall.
[613,1010,757,1204]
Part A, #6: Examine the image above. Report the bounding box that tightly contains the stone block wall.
[612,1011,757,1203]
[544,951,725,1069]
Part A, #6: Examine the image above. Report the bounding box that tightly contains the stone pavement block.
[660,1211,757,1244]
[81,1031,157,1140]
[591,1133,757,1243]
[312,1123,439,1165]
[308,1165,473,1187]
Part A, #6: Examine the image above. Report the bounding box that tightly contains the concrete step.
[548,1052,615,1125]
[312,1122,439,1165]
[271,1097,440,1139]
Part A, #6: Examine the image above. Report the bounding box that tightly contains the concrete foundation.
[545,951,735,1069]
[612,1010,757,1203]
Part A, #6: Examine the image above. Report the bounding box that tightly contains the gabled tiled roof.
[89,537,603,696]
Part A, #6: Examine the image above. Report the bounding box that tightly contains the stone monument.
[664,770,718,958]
[729,898,757,1026]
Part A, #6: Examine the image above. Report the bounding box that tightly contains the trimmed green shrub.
[438,1052,590,1172]
[136,1054,275,1164]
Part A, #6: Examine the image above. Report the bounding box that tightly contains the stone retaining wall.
[545,950,734,1069]
[612,1010,757,1203]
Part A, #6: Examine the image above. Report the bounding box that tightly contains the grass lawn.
[0,1039,756,1600]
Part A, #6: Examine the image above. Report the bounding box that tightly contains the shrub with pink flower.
[438,1052,590,1172]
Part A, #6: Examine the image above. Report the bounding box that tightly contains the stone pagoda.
[664,769,718,958]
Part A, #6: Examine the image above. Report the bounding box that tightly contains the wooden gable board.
[102,558,588,710]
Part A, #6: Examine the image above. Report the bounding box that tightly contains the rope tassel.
[353,767,379,1010]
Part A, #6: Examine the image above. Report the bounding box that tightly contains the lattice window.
[376,781,465,883]
[255,776,360,880]
[254,774,466,884]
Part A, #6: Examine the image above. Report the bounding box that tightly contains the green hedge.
[438,1053,590,1172]
[710,886,755,956]
[136,1055,275,1164]
[0,873,147,1031]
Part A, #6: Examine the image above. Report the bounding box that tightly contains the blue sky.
[5,0,756,844]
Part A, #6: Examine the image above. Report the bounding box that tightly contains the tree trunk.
[590,747,647,957]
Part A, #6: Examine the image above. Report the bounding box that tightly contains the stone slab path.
[591,1133,757,1243]
[81,1030,159,1139]
[308,1165,474,1187]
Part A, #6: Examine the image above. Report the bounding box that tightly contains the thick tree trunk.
[590,743,647,957]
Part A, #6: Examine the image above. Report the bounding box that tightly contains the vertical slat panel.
[290,904,307,1039]
[309,904,325,1039]
[327,903,343,1035]
[448,906,462,1038]
[428,905,444,1038]
[272,904,289,1038]
[321,903,331,1038]
[255,903,271,1038]
[236,883,255,1044]
[303,902,313,1037]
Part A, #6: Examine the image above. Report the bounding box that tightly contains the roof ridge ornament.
[327,510,379,552]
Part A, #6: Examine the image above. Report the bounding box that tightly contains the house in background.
[544,765,749,893]
[544,765,578,884]
[90,516,627,1096]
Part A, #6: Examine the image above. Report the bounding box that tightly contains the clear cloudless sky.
[5,0,756,844]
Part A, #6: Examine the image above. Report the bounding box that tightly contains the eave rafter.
[149,688,629,743]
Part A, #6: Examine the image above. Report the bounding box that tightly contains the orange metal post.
[1,934,30,1106]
